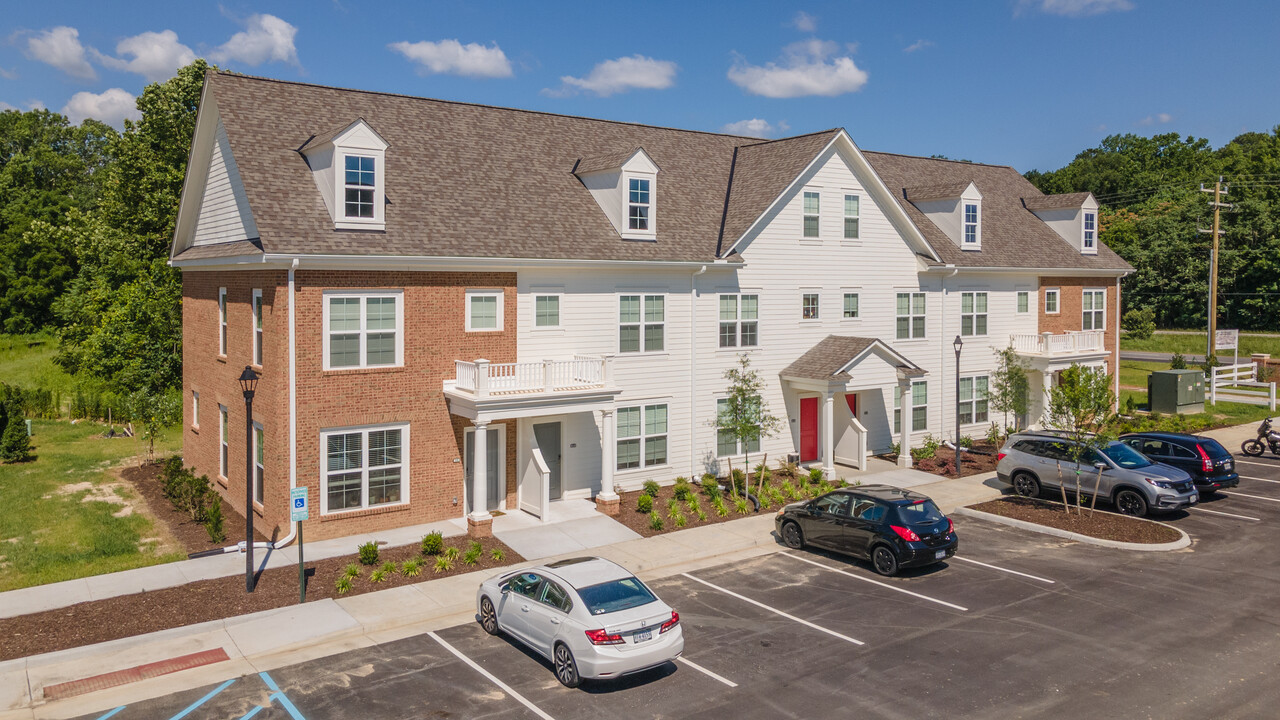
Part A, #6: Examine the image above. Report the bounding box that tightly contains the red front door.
[800,397,818,462]
[845,393,857,418]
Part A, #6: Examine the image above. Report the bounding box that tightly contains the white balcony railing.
[452,355,612,398]
[1010,330,1107,356]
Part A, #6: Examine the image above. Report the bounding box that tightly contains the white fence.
[1211,361,1277,410]
[453,356,612,397]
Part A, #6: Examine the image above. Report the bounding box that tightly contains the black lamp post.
[238,365,259,593]
[953,335,963,478]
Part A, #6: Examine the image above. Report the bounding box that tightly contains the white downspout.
[690,265,707,478]
[272,258,301,549]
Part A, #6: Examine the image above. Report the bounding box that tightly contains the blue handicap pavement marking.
[236,671,307,720]
[169,678,237,720]
[94,707,126,720]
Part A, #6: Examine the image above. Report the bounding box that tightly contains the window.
[960,292,988,336]
[253,423,264,504]
[540,580,572,613]
[716,398,760,457]
[893,382,928,433]
[466,290,503,332]
[843,293,860,319]
[219,406,229,478]
[718,294,758,348]
[628,178,650,231]
[344,155,376,218]
[1044,288,1060,314]
[252,289,263,366]
[218,287,227,356]
[325,293,402,369]
[619,295,664,353]
[192,391,200,429]
[896,292,926,339]
[963,203,980,245]
[958,376,989,425]
[843,194,860,239]
[534,295,560,328]
[803,191,820,238]
[813,493,851,516]
[616,404,667,470]
[802,293,820,320]
[1082,289,1106,330]
[1083,212,1096,249]
[323,424,407,513]
[1017,291,1029,313]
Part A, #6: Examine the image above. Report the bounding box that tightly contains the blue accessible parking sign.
[290,487,309,522]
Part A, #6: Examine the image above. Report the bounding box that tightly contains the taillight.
[946,518,955,535]
[659,611,679,634]
[1195,444,1213,473]
[997,452,1007,462]
[584,628,625,646]
[890,525,921,542]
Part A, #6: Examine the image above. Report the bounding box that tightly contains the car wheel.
[479,596,500,636]
[1012,472,1041,498]
[1115,489,1148,517]
[781,521,805,549]
[871,545,899,577]
[554,642,581,688]
[1242,439,1264,457]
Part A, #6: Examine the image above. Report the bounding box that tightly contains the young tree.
[0,385,32,463]
[989,346,1031,436]
[717,354,782,493]
[1045,364,1117,515]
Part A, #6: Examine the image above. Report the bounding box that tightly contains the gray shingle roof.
[903,182,972,201]
[781,336,920,381]
[573,148,644,175]
[174,239,263,260]
[1022,192,1092,210]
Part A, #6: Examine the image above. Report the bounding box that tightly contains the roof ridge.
[862,148,1015,171]
[737,128,841,149]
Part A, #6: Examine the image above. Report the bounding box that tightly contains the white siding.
[192,120,259,246]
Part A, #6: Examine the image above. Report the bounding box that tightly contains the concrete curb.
[953,506,1191,552]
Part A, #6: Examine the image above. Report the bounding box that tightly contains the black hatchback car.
[775,484,957,576]
[1119,432,1239,494]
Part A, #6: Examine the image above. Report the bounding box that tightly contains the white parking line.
[782,553,969,612]
[1236,459,1279,468]
[427,631,557,720]
[680,573,865,646]
[1223,490,1280,504]
[1240,475,1280,485]
[1189,506,1261,522]
[952,556,1055,584]
[676,657,738,688]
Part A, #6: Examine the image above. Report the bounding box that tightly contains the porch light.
[238,365,260,399]
[953,335,963,359]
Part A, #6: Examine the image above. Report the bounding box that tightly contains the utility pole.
[1199,177,1230,360]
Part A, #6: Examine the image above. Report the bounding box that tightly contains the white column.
[1041,371,1053,429]
[598,408,618,500]
[897,379,912,468]
[822,391,835,478]
[470,420,490,521]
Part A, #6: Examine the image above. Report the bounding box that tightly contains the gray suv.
[997,431,1198,517]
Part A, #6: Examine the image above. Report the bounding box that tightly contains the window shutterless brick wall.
[183,269,517,542]
[1038,276,1121,381]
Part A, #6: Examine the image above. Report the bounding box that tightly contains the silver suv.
[996,431,1198,517]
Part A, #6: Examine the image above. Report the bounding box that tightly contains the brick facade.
[1037,276,1121,379]
[183,269,517,542]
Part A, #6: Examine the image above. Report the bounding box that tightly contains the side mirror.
[1094,462,1108,471]
[499,583,510,595]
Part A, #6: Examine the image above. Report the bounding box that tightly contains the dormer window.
[963,203,980,245]
[1083,212,1096,250]
[301,118,388,231]
[628,178,650,231]
[344,156,376,219]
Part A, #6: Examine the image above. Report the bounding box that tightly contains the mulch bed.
[122,461,271,553]
[881,441,1001,479]
[971,496,1183,544]
[0,534,521,662]
[610,471,833,538]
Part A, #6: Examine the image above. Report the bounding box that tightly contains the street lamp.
[953,335,963,478]
[238,365,259,593]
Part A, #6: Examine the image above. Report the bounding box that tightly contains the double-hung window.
[323,424,407,513]
[253,423,265,504]
[1082,289,1106,330]
[466,290,503,331]
[896,292,926,339]
[218,287,227,356]
[1017,291,1029,314]
[802,191,820,238]
[219,406,229,478]
[616,404,667,470]
[958,376,989,425]
[1044,288,1060,314]
[961,292,988,336]
[1083,212,1096,250]
[344,155,376,218]
[718,294,758,348]
[716,398,760,457]
[843,293,860,319]
[251,289,263,366]
[802,293,820,320]
[963,203,980,245]
[628,178,650,231]
[192,391,200,430]
[843,194,860,239]
[619,295,664,353]
[325,292,403,369]
[534,295,560,328]
[893,381,928,433]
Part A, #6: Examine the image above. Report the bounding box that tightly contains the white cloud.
[388,39,513,78]
[1018,0,1135,17]
[1137,112,1172,126]
[721,118,790,138]
[549,55,678,97]
[61,88,139,128]
[210,14,300,67]
[93,30,196,82]
[0,101,15,112]
[791,11,817,32]
[0,67,16,80]
[26,26,96,80]
[728,39,868,98]
[904,39,934,53]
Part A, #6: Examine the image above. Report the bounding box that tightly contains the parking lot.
[79,452,1280,720]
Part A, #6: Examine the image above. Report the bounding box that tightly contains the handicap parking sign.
[290,487,309,522]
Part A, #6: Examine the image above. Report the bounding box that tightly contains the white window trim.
[1083,288,1107,331]
[319,422,411,516]
[715,397,761,458]
[1016,289,1030,314]
[896,291,927,341]
[1082,211,1098,253]
[251,289,263,367]
[191,391,200,430]
[960,291,989,337]
[335,150,386,230]
[532,293,562,330]
[465,289,505,332]
[218,405,229,480]
[800,290,821,321]
[718,293,759,349]
[218,287,227,357]
[957,375,990,426]
[322,290,405,370]
[618,293,666,355]
[622,173,656,241]
[842,192,860,241]
[962,200,982,249]
[252,422,265,506]
[1044,288,1061,315]
[615,403,670,473]
[841,290,861,320]
[802,189,821,239]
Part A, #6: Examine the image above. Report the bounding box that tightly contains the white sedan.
[476,556,684,687]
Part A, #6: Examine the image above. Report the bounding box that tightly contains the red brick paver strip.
[42,647,230,701]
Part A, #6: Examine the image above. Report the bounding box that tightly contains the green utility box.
[1148,369,1205,414]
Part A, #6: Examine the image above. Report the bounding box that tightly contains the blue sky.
[3,0,1277,171]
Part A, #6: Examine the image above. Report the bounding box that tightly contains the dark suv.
[775,484,957,577]
[1119,432,1238,494]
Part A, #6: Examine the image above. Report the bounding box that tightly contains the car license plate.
[635,629,652,643]
[1225,461,1233,470]
[935,550,947,560]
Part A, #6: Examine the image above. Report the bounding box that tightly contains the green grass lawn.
[0,333,74,394]
[1118,359,1172,389]
[1121,332,1280,358]
[1120,388,1272,430]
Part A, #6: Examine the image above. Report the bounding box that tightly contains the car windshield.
[576,577,657,616]
[1102,442,1153,469]
[897,499,945,525]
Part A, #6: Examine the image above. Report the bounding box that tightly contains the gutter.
[690,265,707,479]
[172,253,743,272]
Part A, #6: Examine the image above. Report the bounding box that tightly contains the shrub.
[808,467,825,484]
[1170,352,1187,370]
[443,546,460,561]
[734,497,751,515]
[781,481,797,500]
[370,568,388,583]
[642,480,661,497]
[469,540,482,555]
[890,441,901,456]
[1123,394,1137,416]
[713,497,729,517]
[637,494,654,513]
[684,497,700,514]
[0,412,32,463]
[731,468,747,485]
[754,464,771,486]
[673,511,687,528]
[701,476,721,500]
[701,472,717,484]
[402,558,423,577]
[911,434,941,462]
[491,548,505,562]
[203,495,225,543]
[421,531,444,555]
[1122,307,1156,341]
[777,461,799,479]
[667,497,681,516]
[696,508,708,522]
[344,563,361,579]
[649,511,664,531]
[434,555,454,573]
[958,435,976,449]
[358,541,380,566]
[335,577,353,595]
[673,481,694,502]
[817,480,833,494]
[380,561,397,575]
[985,422,1004,447]
[463,548,482,566]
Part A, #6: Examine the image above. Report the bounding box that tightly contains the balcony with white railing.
[1010,330,1108,358]
[448,355,613,399]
